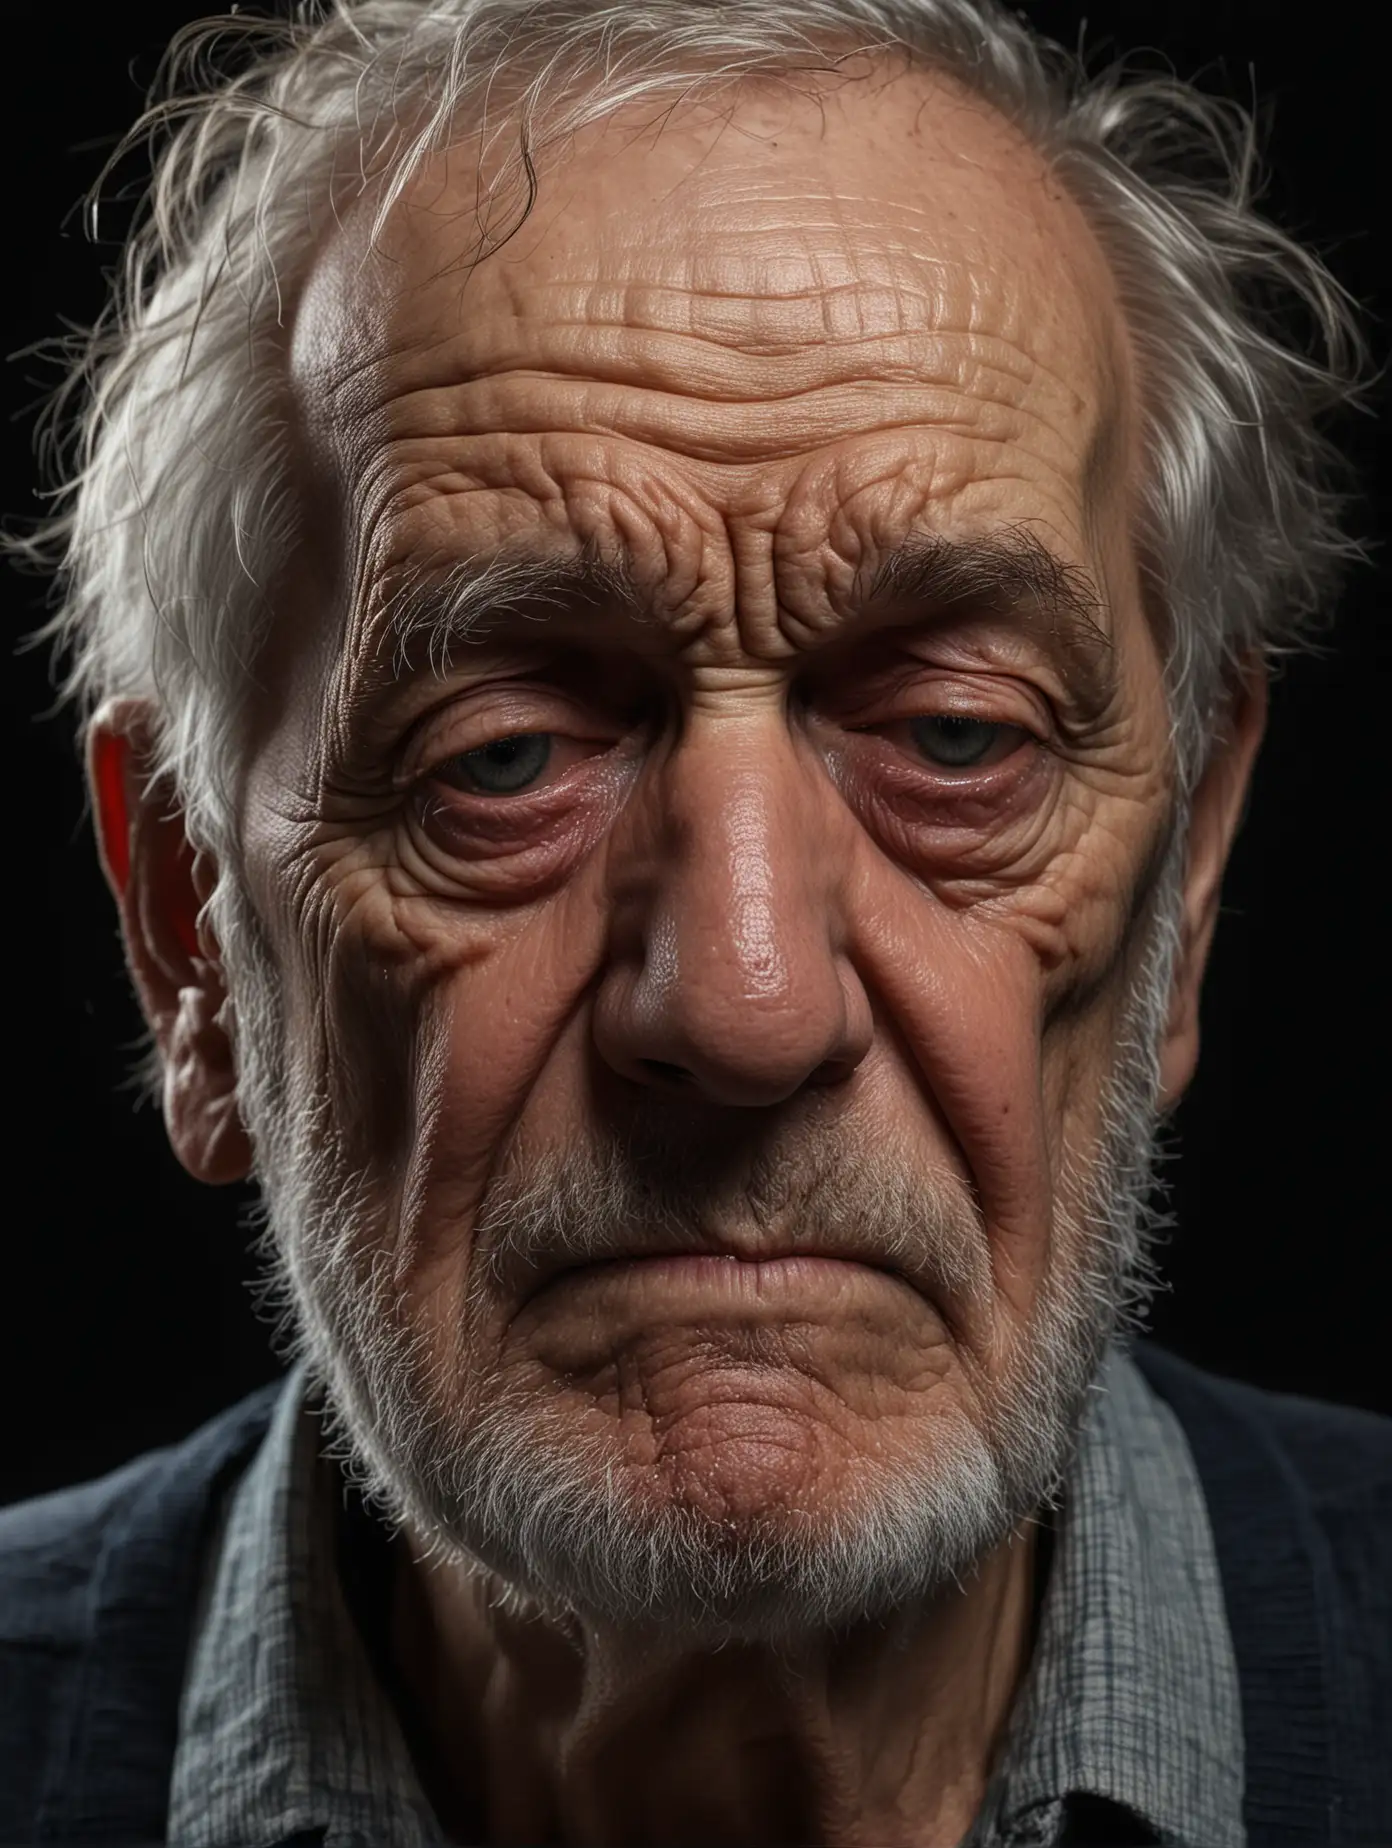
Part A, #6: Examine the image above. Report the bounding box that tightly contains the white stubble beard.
[223,818,1183,1643]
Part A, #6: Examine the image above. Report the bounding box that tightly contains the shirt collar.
[169,1347,1243,1848]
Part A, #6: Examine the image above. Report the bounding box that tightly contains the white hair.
[16,0,1366,869]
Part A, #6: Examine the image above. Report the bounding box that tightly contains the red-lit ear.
[1157,661,1268,1113]
[88,700,252,1185]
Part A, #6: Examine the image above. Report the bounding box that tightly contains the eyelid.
[844,672,1053,742]
[398,688,605,787]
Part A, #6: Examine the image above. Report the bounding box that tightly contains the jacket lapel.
[1135,1344,1341,1845]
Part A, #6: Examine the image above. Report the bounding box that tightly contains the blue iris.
[908,716,1001,768]
[454,732,553,793]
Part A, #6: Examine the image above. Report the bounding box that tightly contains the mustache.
[471,1122,991,1308]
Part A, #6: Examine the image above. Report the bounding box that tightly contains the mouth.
[518,1239,927,1312]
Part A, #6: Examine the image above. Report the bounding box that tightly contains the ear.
[1156,660,1268,1112]
[88,699,252,1185]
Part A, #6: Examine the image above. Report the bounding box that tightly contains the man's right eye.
[436,732,554,795]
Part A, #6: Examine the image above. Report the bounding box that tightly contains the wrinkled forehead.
[290,64,1133,586]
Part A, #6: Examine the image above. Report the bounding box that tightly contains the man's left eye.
[907,716,1020,769]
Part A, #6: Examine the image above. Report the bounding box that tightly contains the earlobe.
[1156,662,1269,1113]
[87,701,253,1186]
[164,980,253,1186]
[1156,976,1201,1115]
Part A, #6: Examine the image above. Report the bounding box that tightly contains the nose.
[592,723,873,1108]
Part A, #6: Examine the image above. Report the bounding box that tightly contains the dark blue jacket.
[1,1346,1388,1845]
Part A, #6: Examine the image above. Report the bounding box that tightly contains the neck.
[387,1528,1040,1847]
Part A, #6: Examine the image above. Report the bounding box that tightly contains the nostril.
[638,1058,694,1087]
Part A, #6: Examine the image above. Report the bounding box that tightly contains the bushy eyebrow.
[864,529,1116,709]
[366,527,1115,708]
[369,549,640,685]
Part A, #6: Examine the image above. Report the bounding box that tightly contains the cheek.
[848,866,1057,1326]
[304,873,614,1301]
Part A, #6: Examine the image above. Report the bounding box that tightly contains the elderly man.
[1,0,1387,1842]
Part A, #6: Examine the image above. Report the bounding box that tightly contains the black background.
[2,2,1386,1508]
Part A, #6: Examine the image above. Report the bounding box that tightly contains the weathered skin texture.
[96,64,1265,1848]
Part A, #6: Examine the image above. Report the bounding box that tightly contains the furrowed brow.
[866,530,1117,711]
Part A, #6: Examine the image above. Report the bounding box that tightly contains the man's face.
[231,68,1182,1628]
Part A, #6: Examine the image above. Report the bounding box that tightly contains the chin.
[357,1376,1029,1642]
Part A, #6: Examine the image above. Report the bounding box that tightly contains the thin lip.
[514,1236,930,1310]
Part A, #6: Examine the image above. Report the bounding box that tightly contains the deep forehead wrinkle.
[315,68,1123,415]
[364,529,1115,710]
[402,220,1088,402]
[295,66,1139,712]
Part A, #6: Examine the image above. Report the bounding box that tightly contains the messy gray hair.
[20,0,1366,859]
